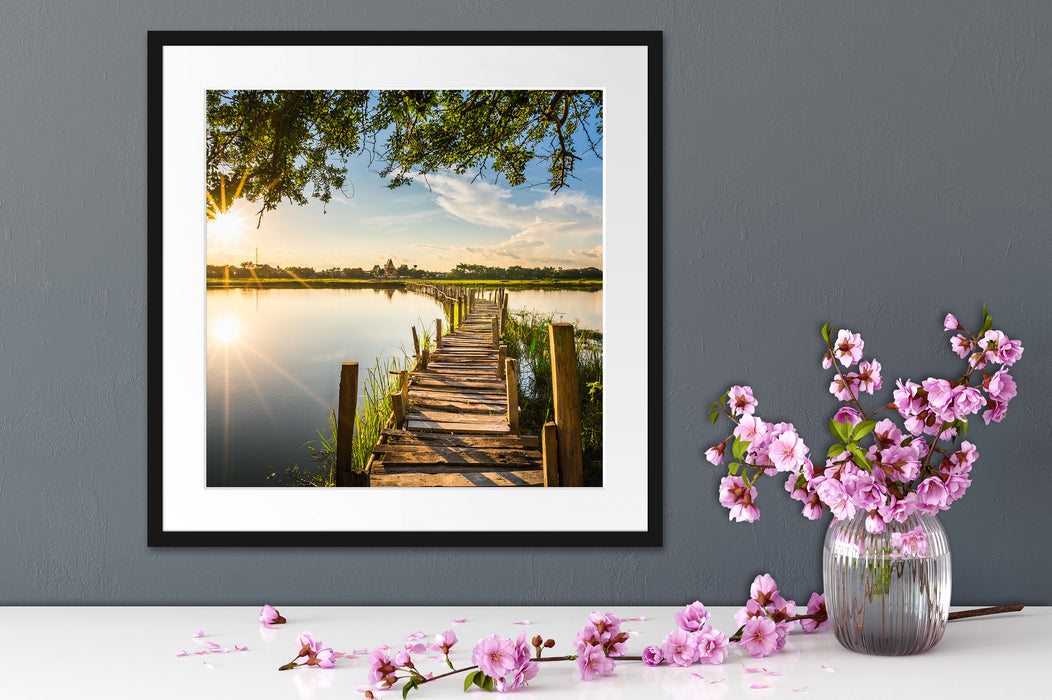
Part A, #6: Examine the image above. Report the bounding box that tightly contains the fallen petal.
[690,673,705,680]
[202,661,214,669]
[192,628,204,638]
[205,641,221,649]
[749,683,769,689]
[793,688,809,693]
[710,678,726,685]
[513,620,531,626]
[175,650,188,657]
[234,645,249,652]
[821,665,835,672]
[405,631,425,641]
[627,616,647,621]
[452,619,468,624]
[741,663,761,674]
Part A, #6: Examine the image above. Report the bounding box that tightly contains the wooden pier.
[334,284,583,488]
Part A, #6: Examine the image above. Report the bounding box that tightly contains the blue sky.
[206,103,604,273]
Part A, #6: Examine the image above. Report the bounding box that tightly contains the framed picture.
[147,31,661,546]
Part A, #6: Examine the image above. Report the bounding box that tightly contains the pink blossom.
[801,491,824,520]
[997,338,1024,366]
[950,334,973,359]
[891,526,928,557]
[922,378,953,408]
[576,644,614,680]
[661,629,699,667]
[968,351,987,370]
[309,647,336,669]
[642,645,663,666]
[472,635,517,681]
[816,477,856,520]
[865,511,886,534]
[983,400,1008,425]
[768,430,808,472]
[832,406,862,427]
[719,475,760,523]
[873,419,903,446]
[368,649,398,687]
[728,385,758,417]
[695,628,729,665]
[878,493,917,523]
[734,599,768,627]
[987,368,1017,402]
[833,329,864,367]
[430,630,458,655]
[750,574,779,607]
[739,617,778,658]
[768,594,797,622]
[800,593,829,633]
[821,351,833,370]
[674,601,710,632]
[502,633,538,691]
[943,313,960,331]
[259,604,285,625]
[856,360,882,394]
[981,330,1011,365]
[829,373,860,401]
[734,414,769,442]
[893,379,924,416]
[952,385,985,417]
[705,441,726,465]
[915,477,949,513]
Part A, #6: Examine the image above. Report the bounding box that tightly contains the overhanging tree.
[206,89,603,224]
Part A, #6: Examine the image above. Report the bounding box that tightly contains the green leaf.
[403,678,419,699]
[827,443,846,459]
[728,462,740,476]
[465,671,479,692]
[901,436,914,447]
[961,418,969,440]
[482,675,494,692]
[980,304,993,335]
[709,411,720,425]
[852,420,877,440]
[830,418,850,443]
[848,443,872,470]
[732,438,750,460]
[821,323,831,343]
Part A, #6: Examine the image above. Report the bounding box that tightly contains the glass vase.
[822,510,951,655]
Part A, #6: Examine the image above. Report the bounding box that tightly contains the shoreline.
[205,278,603,290]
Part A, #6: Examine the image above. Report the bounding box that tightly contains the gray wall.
[1,1,1049,606]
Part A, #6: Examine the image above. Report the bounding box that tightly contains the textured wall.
[1,1,1049,605]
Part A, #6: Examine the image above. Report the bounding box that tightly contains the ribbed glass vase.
[822,511,951,655]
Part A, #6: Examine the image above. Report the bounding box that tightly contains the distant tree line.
[206,261,602,281]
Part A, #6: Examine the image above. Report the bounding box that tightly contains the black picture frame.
[147,30,662,547]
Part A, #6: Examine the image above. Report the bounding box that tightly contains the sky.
[206,101,604,273]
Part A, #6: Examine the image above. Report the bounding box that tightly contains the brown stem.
[948,604,1024,621]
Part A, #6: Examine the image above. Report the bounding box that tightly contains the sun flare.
[207,211,245,246]
[212,316,241,345]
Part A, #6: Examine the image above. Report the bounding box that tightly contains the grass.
[503,310,604,486]
[275,354,410,487]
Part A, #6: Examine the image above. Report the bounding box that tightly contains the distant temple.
[385,258,396,275]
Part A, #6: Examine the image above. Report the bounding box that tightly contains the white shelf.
[0,606,1044,698]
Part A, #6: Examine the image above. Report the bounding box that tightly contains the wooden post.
[549,323,583,486]
[399,370,408,414]
[436,318,443,348]
[411,326,420,359]
[491,316,499,349]
[420,347,429,370]
[336,363,367,487]
[541,422,559,487]
[505,358,519,435]
[497,344,507,379]
[391,391,406,429]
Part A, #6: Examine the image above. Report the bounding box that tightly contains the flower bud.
[543,638,556,648]
[531,635,543,648]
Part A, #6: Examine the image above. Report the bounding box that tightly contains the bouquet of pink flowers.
[706,307,1023,534]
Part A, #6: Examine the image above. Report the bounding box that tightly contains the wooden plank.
[410,398,507,414]
[407,410,505,424]
[407,419,510,434]
[411,377,506,391]
[408,389,507,402]
[370,470,543,487]
[373,443,540,459]
[380,430,538,449]
[377,462,541,473]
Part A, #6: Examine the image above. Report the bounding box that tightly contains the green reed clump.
[504,310,604,486]
[278,354,409,487]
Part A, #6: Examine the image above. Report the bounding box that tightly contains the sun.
[207,211,245,246]
[211,316,241,345]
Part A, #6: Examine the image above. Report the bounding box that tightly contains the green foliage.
[503,310,603,486]
[207,90,603,221]
[463,670,494,692]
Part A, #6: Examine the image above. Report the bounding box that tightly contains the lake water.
[206,286,602,486]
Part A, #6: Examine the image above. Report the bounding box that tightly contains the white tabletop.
[0,606,1044,698]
